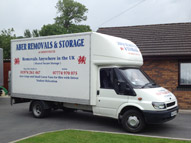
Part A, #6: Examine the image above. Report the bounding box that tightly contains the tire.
[0,88,2,96]
[121,109,145,133]
[31,101,49,118]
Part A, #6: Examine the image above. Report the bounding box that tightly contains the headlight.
[152,102,166,109]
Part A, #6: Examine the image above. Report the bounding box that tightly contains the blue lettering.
[77,39,81,47]
[69,40,73,47]
[73,40,77,47]
[81,39,84,46]
[65,40,69,48]
[117,41,139,52]
[16,44,27,50]
[44,42,52,49]
[16,39,85,51]
[50,41,53,48]
[59,41,62,48]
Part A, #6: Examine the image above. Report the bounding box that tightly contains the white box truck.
[11,32,178,132]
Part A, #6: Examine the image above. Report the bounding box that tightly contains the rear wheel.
[31,101,49,118]
[121,109,145,133]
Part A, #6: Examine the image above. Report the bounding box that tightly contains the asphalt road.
[0,97,191,143]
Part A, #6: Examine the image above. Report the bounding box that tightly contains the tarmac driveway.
[0,97,191,143]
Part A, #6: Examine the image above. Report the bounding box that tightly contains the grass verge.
[16,130,190,143]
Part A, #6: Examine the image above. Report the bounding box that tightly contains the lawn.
[16,130,190,143]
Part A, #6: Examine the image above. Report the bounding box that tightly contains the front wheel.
[121,109,145,133]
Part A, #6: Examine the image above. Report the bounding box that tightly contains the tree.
[68,24,91,33]
[24,29,32,38]
[55,0,88,28]
[16,36,24,39]
[39,24,67,36]
[0,28,16,59]
[23,0,91,37]
[32,29,40,37]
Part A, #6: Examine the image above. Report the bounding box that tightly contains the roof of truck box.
[11,32,143,66]
[97,22,191,58]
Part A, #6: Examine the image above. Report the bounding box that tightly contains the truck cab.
[93,66,178,132]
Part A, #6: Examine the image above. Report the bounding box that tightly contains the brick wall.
[3,61,11,90]
[142,59,191,109]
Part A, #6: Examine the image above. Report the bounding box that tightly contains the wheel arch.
[117,103,144,121]
[29,100,51,111]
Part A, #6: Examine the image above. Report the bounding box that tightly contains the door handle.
[97,90,100,95]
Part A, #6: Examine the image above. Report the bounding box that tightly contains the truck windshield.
[119,68,156,88]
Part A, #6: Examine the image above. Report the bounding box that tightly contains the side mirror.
[119,82,128,93]
[114,81,136,96]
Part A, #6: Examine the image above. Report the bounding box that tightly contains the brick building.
[97,22,191,109]
[3,60,11,90]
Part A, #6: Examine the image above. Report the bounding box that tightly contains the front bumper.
[143,106,179,124]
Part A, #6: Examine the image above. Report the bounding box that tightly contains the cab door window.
[100,68,113,89]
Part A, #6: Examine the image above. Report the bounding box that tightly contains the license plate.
[171,110,177,117]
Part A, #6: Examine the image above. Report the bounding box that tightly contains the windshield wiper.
[141,83,156,88]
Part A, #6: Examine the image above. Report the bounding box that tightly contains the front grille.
[167,102,175,107]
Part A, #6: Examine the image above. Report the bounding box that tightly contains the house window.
[179,63,191,86]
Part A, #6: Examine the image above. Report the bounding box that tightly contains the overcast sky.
[0,0,191,36]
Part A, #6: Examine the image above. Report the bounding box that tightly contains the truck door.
[95,68,129,118]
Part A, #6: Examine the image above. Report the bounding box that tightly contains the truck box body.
[11,32,142,105]
[0,48,3,86]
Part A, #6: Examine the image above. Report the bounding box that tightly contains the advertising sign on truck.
[11,32,178,133]
[12,34,90,104]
